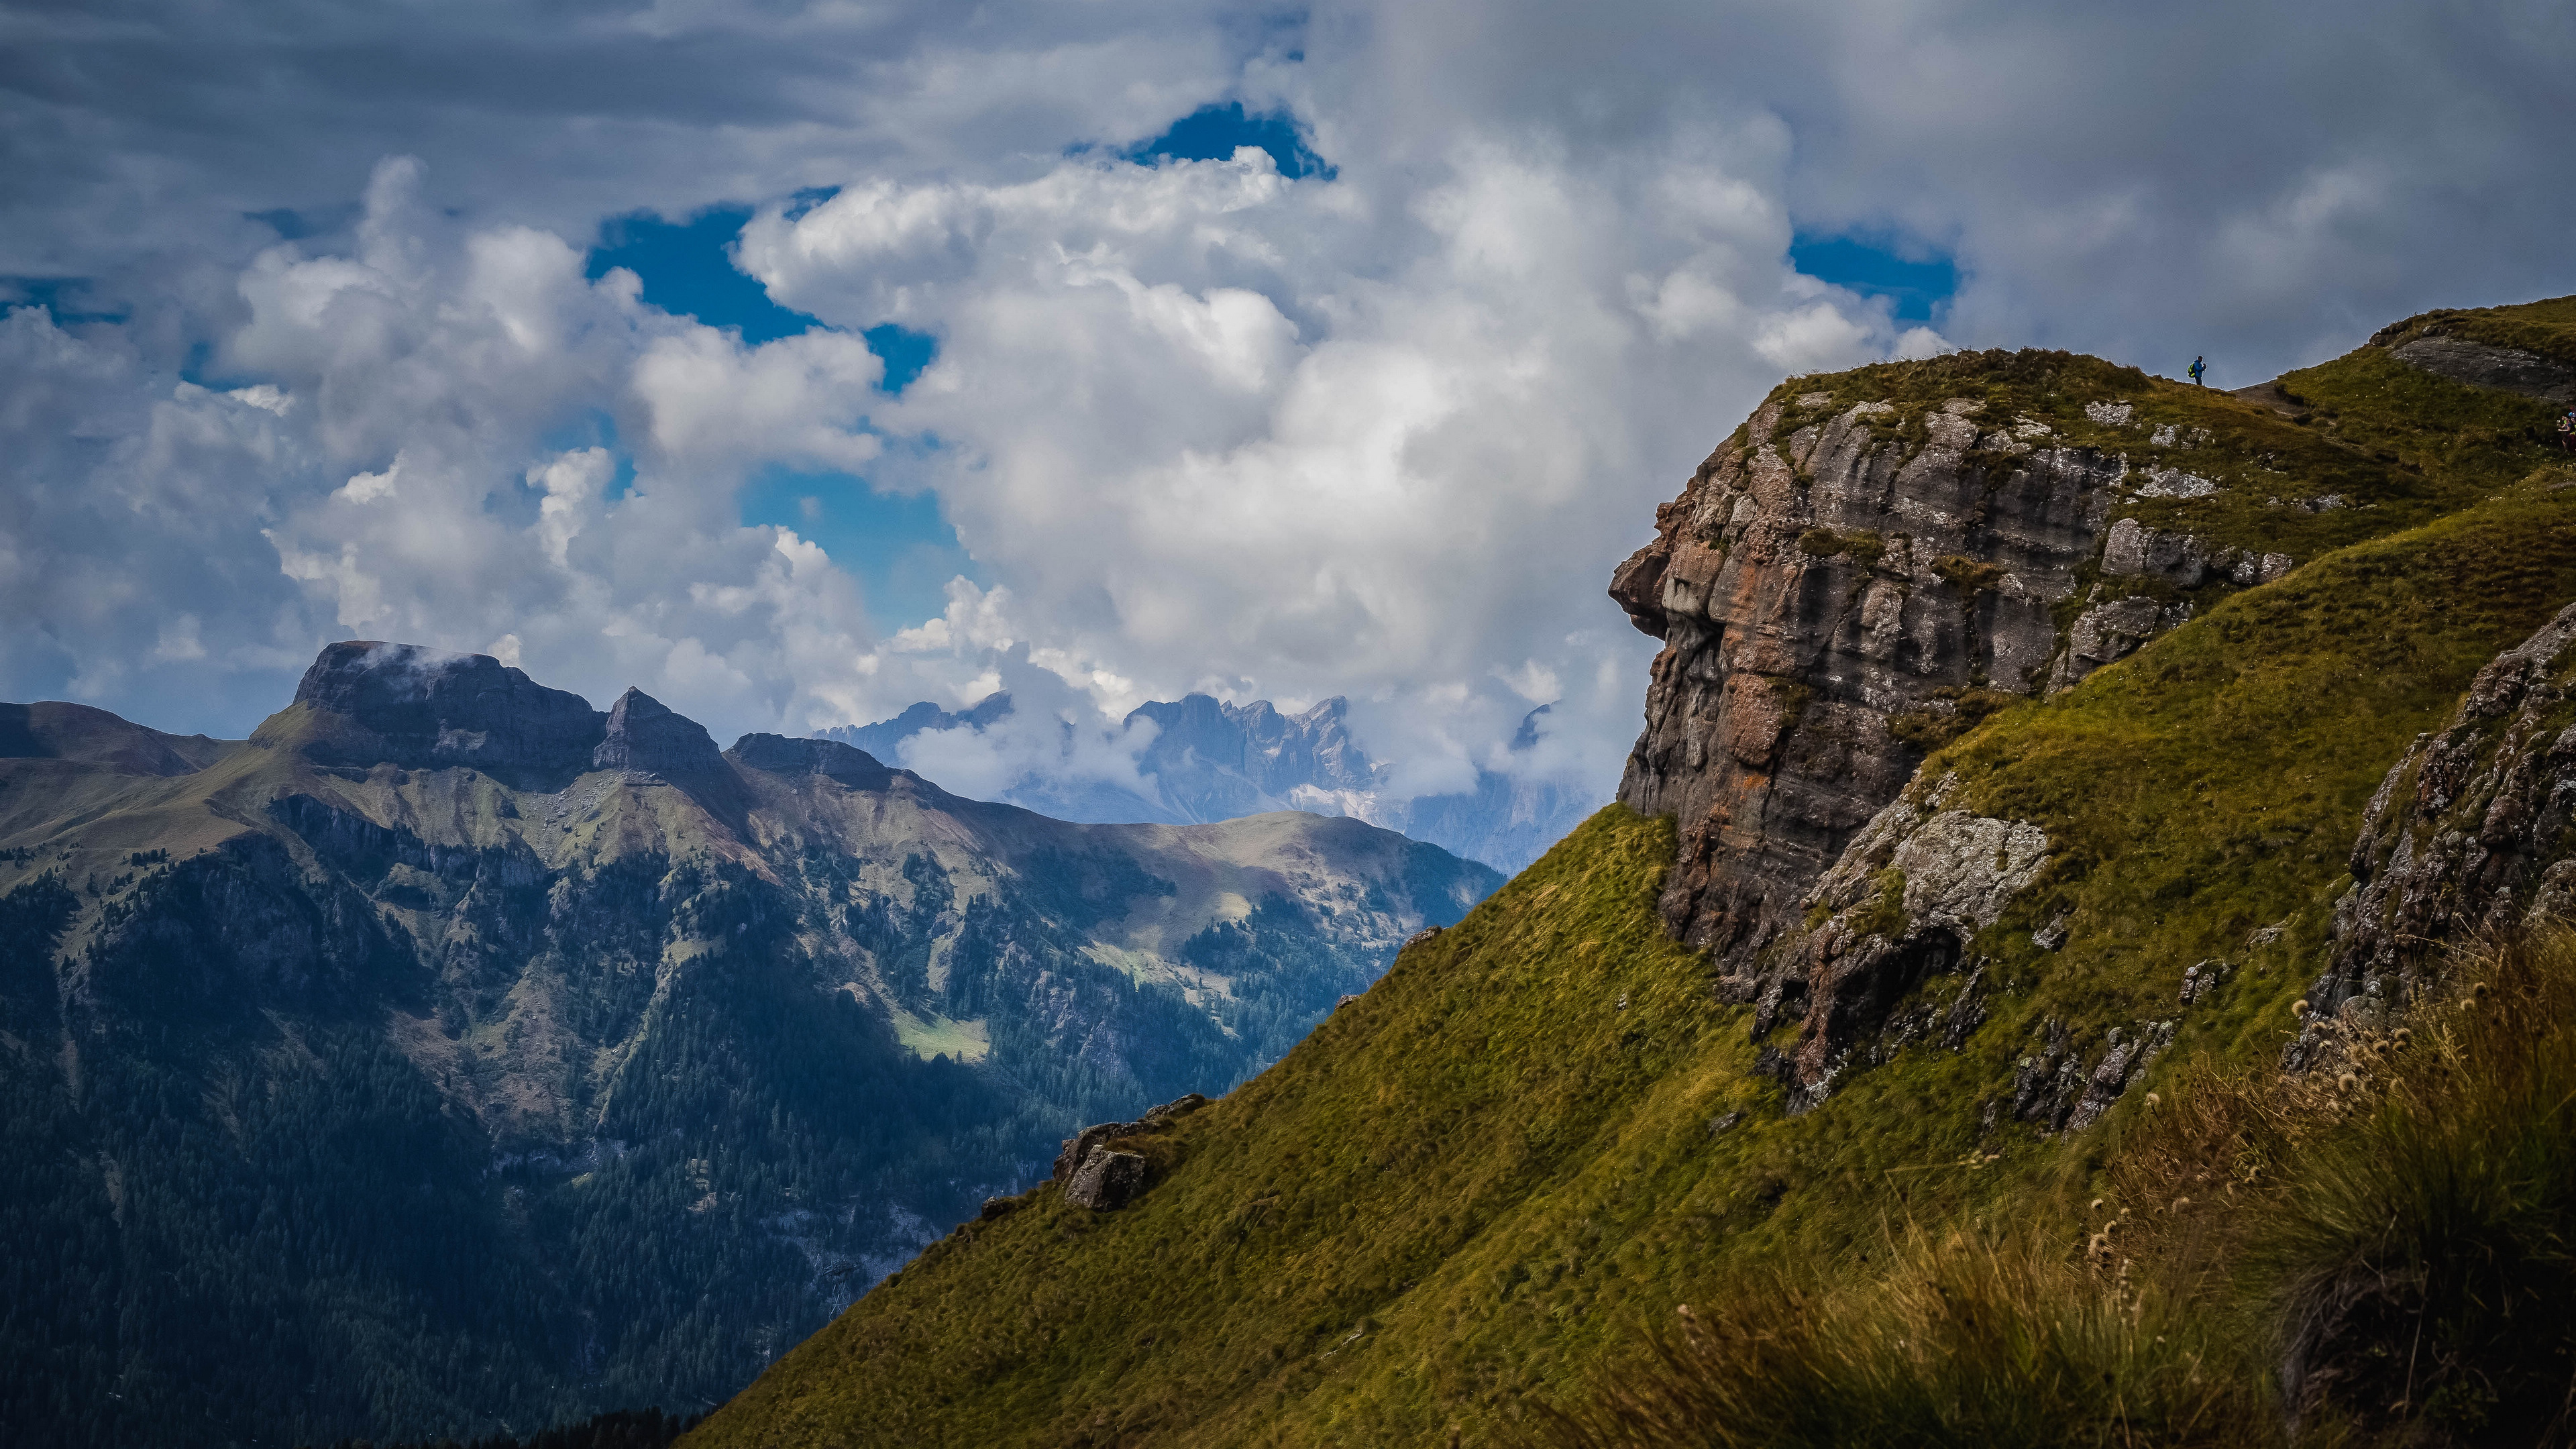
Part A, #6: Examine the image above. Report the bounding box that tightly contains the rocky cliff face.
[1611,362,2149,981]
[292,640,605,785]
[2294,601,2576,1063]
[1607,351,2343,986]
[1611,337,2561,1112]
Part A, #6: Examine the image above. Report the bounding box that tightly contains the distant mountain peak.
[821,690,1598,873]
[594,686,724,775]
[290,639,604,784]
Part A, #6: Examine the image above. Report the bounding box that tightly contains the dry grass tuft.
[1547,927,2576,1449]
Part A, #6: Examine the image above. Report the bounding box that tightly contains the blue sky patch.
[863,324,936,395]
[588,207,820,345]
[589,208,939,393]
[1788,233,1959,325]
[1,276,128,325]
[1132,102,1331,180]
[739,464,981,627]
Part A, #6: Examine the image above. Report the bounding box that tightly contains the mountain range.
[821,692,1594,875]
[688,296,2576,1446]
[0,643,1497,1447]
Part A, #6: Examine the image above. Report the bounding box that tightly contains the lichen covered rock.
[2297,602,2576,1063]
[1754,780,2052,1106]
[1063,1146,1148,1211]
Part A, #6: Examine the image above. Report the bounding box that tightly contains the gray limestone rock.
[2298,602,2576,1068]
[1146,1092,1209,1122]
[2007,1018,2174,1134]
[2101,517,2210,586]
[1764,794,2049,1099]
[1890,811,2051,932]
[1052,1122,1138,1183]
[2048,596,2166,692]
[2179,959,2230,1006]
[1063,1146,1148,1210]
[2134,468,2218,500]
[2385,333,2576,405]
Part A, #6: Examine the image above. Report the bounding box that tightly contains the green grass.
[1930,478,2576,1059]
[1549,928,2576,1449]
[2278,347,2563,498]
[1542,1230,2269,1449]
[690,808,1748,1447]
[686,307,2576,1449]
[2369,294,2576,369]
[686,464,2576,1441]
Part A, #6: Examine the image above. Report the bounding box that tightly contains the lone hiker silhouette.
[2189,356,2207,386]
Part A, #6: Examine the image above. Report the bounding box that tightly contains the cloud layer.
[5,0,2571,802]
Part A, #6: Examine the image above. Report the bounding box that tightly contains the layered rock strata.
[1611,388,2133,977]
[2294,602,2576,1063]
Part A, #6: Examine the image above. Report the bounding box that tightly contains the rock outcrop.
[1999,1016,2176,1134]
[1053,1121,1142,1183]
[1049,1093,1210,1191]
[2294,603,2576,1063]
[293,641,605,784]
[592,687,724,775]
[1063,1147,1148,1210]
[1746,775,2051,1105]
[1610,383,2127,973]
[726,734,898,791]
[2045,596,2180,692]
[2373,325,2576,405]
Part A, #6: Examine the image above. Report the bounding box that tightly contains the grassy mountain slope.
[689,305,2576,1447]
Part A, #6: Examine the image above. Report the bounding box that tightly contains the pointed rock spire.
[592,688,724,775]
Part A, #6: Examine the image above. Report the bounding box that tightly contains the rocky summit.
[293,639,608,784]
[676,297,2576,1449]
[828,689,1596,874]
[592,686,727,776]
[0,648,1497,1448]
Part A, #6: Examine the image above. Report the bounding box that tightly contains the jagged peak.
[593,686,723,775]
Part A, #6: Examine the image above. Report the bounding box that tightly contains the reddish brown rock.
[1610,386,2125,994]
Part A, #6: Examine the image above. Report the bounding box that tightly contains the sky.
[4,0,2572,804]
